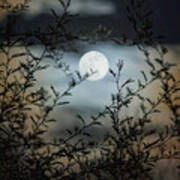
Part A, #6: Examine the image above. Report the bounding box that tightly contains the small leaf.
[77,114,85,124]
[57,101,69,106]
[141,71,148,82]
[155,58,163,66]
[66,129,72,135]
[92,121,102,126]
[140,103,146,114]
[11,52,26,59]
[146,59,155,70]
[50,85,59,97]
[50,8,58,18]
[146,98,154,106]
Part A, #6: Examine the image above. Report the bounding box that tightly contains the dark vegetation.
[0,0,180,179]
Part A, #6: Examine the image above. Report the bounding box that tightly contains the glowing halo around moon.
[79,51,109,81]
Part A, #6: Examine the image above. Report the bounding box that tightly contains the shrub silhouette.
[0,0,180,179]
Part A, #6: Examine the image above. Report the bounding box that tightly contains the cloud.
[26,0,116,16]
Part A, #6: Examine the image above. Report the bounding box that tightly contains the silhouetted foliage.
[0,0,180,179]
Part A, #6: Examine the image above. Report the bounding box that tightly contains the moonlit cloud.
[26,0,116,16]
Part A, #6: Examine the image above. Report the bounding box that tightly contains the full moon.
[79,51,109,81]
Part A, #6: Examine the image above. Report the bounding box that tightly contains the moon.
[79,51,109,81]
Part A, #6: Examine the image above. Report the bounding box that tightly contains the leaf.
[44,54,54,59]
[152,109,161,113]
[146,98,154,106]
[37,130,47,135]
[11,52,26,59]
[75,70,82,80]
[91,115,97,121]
[37,64,50,70]
[141,71,148,82]
[126,87,134,96]
[146,59,155,70]
[92,121,102,126]
[111,37,122,45]
[57,101,69,106]
[30,115,38,127]
[77,114,85,124]
[109,68,116,77]
[46,118,56,123]
[58,0,66,8]
[83,132,91,137]
[155,58,163,66]
[66,129,72,135]
[138,79,144,88]
[69,78,76,87]
[63,92,72,96]
[161,46,168,54]
[140,103,146,114]
[50,8,58,18]
[137,93,144,101]
[50,85,59,97]
[11,67,21,73]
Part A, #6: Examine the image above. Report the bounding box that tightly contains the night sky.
[1,0,180,43]
[1,0,179,137]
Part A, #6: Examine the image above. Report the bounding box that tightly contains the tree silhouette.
[0,0,180,179]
